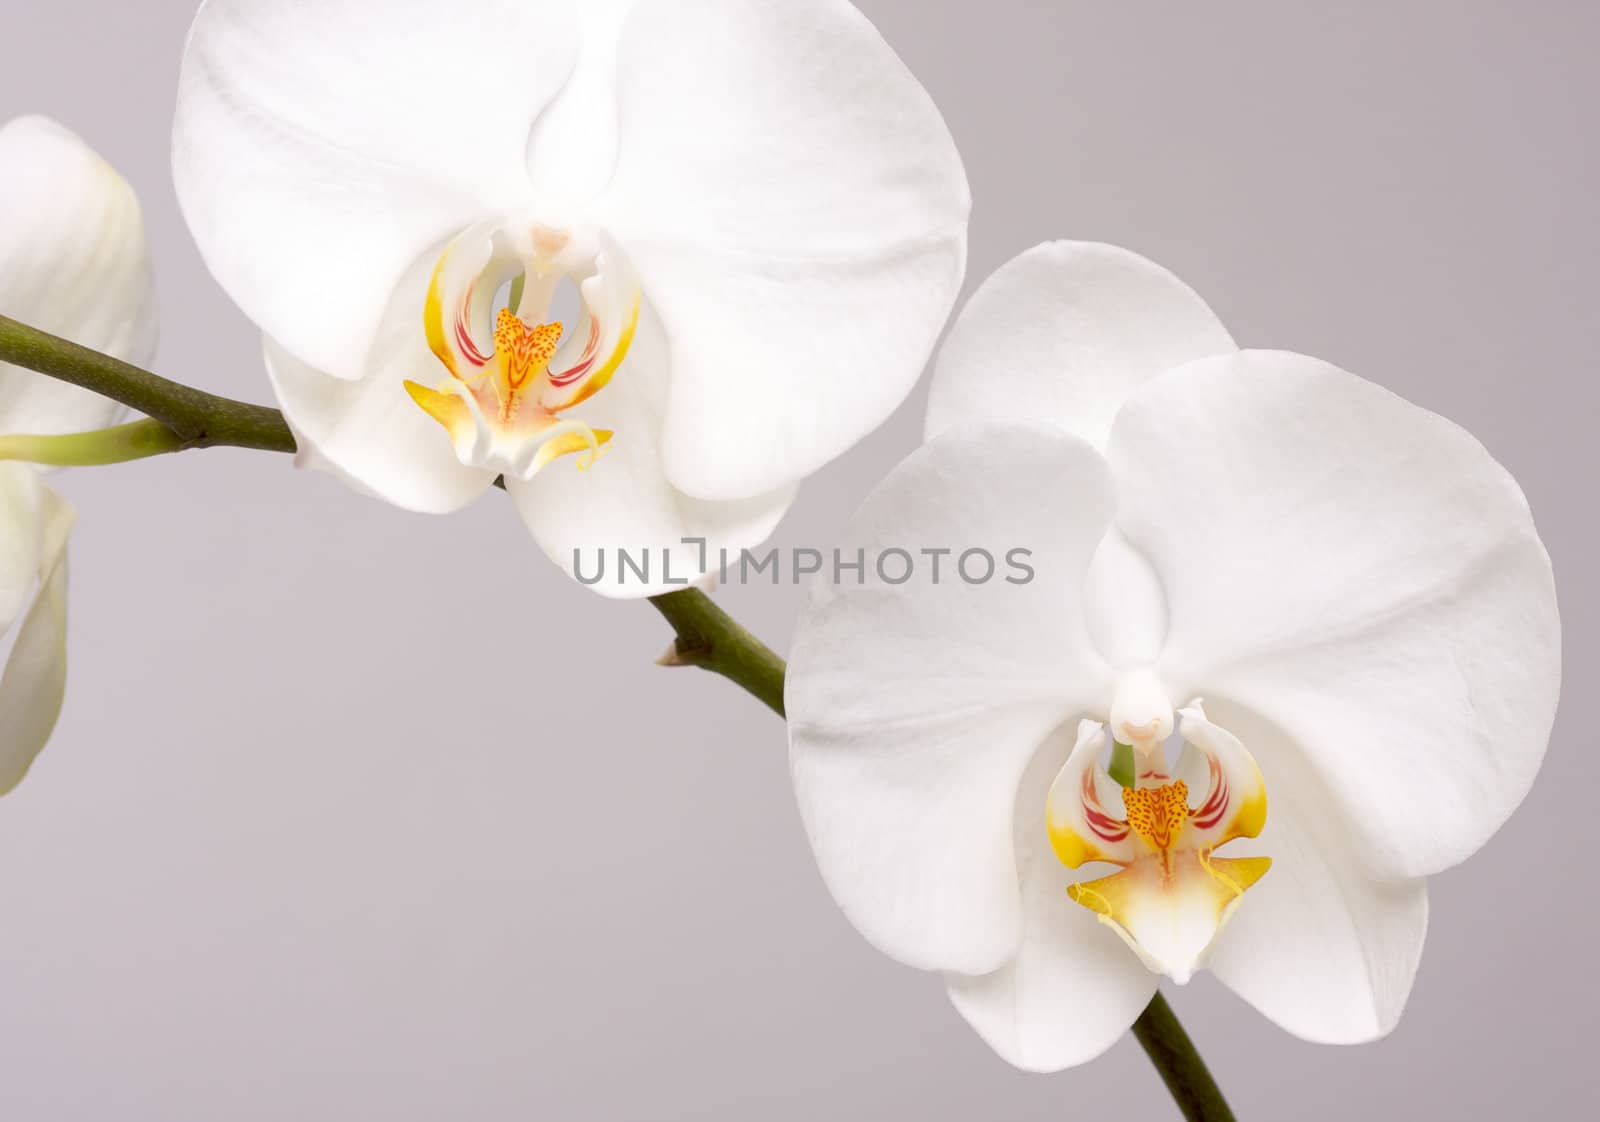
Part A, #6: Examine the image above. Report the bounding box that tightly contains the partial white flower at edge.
[171,0,970,598]
[0,115,157,791]
[786,241,1561,1071]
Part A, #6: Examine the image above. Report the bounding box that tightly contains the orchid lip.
[406,214,641,481]
[1047,698,1271,983]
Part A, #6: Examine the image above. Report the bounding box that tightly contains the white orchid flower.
[0,115,157,789]
[786,242,1560,1071]
[172,0,969,597]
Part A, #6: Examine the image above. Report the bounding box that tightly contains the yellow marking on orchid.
[1197,850,1272,898]
[403,379,472,442]
[1221,771,1269,845]
[494,309,563,392]
[1123,781,1189,854]
[1047,820,1105,869]
[1065,878,1118,918]
[531,426,613,474]
[1066,849,1272,978]
[422,240,463,380]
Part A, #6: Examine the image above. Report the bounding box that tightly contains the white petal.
[947,724,1158,1072]
[261,243,496,513]
[787,423,1116,975]
[1204,702,1429,1043]
[1109,351,1560,878]
[0,462,46,630]
[926,242,1234,451]
[173,0,580,380]
[595,0,969,499]
[0,467,73,795]
[507,307,796,599]
[0,116,155,434]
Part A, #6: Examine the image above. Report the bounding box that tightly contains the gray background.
[0,0,1594,1118]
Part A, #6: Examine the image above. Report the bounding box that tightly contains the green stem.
[646,588,1236,1122]
[0,314,296,454]
[1131,993,1237,1121]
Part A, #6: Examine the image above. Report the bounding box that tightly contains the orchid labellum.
[0,116,157,789]
[172,0,969,596]
[786,242,1561,1071]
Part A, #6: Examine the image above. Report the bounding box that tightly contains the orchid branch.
[0,314,295,455]
[1,313,1234,1121]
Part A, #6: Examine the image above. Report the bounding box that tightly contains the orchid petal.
[0,116,154,434]
[596,0,969,500]
[787,423,1115,975]
[1107,351,1560,879]
[0,463,46,632]
[507,307,795,598]
[947,725,1157,1072]
[1203,703,1429,1042]
[926,242,1234,451]
[173,0,580,381]
[0,466,73,795]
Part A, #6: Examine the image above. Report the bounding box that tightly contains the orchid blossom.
[171,0,969,596]
[0,115,157,790]
[786,242,1561,1071]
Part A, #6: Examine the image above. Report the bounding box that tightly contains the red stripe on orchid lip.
[547,316,602,387]
[1192,756,1230,830]
[1081,767,1130,842]
[1085,809,1130,842]
[454,283,490,368]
